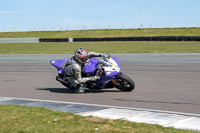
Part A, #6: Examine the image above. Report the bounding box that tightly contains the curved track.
[0,54,200,114]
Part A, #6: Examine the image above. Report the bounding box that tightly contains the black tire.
[113,73,135,92]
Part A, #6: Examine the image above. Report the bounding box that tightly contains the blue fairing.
[83,58,98,76]
[111,56,120,68]
[104,70,119,77]
[50,58,69,74]
[90,75,114,88]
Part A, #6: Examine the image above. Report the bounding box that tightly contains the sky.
[0,0,200,32]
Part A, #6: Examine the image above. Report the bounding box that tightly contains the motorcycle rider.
[64,48,110,93]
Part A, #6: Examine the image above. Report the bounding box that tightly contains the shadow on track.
[36,88,122,94]
[36,88,74,94]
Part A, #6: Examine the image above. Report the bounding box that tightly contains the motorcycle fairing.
[50,58,69,74]
[104,69,119,77]
[90,75,114,88]
[111,57,121,68]
[89,57,121,88]
[83,58,98,76]
[102,57,121,77]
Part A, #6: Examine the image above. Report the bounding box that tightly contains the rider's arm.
[88,52,110,59]
[88,52,103,58]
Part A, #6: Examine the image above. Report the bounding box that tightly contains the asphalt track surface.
[0,53,200,114]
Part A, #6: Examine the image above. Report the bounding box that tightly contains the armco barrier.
[39,36,200,42]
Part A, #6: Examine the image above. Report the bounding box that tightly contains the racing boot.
[75,84,86,94]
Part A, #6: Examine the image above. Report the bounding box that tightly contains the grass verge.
[0,105,195,133]
[1,28,200,38]
[0,41,200,54]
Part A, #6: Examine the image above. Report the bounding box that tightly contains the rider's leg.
[66,78,85,93]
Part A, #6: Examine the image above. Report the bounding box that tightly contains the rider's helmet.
[74,48,89,64]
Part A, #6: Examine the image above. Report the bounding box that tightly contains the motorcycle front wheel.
[113,73,135,92]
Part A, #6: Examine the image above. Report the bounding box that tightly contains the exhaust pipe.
[56,76,68,85]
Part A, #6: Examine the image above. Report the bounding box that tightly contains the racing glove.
[103,53,111,59]
[90,76,100,81]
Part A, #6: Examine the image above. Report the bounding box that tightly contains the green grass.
[0,41,200,54]
[1,28,200,54]
[0,105,195,133]
[0,28,200,38]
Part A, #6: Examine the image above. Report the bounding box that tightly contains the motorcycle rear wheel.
[113,73,135,92]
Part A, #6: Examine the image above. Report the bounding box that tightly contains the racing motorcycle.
[50,55,135,92]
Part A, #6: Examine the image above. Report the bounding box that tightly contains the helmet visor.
[81,55,89,63]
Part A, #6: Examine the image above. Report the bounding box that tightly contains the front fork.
[111,72,123,88]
